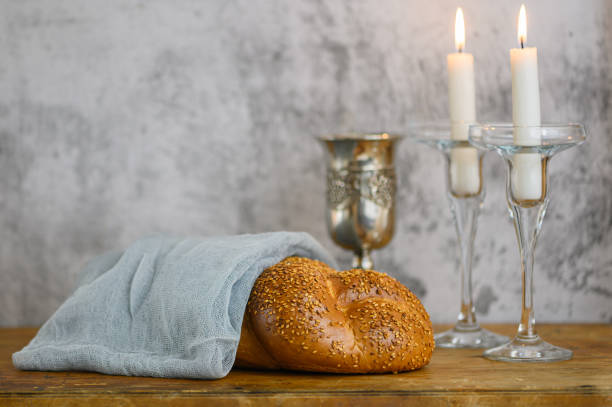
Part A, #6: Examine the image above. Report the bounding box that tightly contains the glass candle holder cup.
[469,123,586,362]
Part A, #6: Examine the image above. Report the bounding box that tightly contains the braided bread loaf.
[235,257,434,374]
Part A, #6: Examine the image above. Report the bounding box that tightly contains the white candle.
[447,8,479,196]
[510,4,543,201]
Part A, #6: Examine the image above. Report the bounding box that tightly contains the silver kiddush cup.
[318,133,403,270]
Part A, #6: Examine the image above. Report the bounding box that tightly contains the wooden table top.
[1,324,611,406]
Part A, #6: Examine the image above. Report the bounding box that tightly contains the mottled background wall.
[0,0,610,326]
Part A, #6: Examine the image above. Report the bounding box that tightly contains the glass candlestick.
[407,124,509,348]
[469,123,586,362]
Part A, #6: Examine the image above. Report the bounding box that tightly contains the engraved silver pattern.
[326,170,351,207]
[360,170,396,208]
[326,169,396,208]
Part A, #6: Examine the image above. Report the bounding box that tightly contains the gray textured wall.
[1,0,610,326]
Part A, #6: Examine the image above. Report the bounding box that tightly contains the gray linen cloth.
[12,232,336,379]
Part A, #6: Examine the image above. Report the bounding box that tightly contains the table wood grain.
[1,324,611,406]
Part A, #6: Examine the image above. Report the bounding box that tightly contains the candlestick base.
[483,336,572,362]
[435,326,509,349]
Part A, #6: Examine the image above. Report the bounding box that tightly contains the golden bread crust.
[235,257,434,373]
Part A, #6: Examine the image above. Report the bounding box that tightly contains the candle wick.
[520,39,524,49]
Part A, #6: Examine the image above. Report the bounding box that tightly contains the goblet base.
[483,335,573,362]
[435,326,509,349]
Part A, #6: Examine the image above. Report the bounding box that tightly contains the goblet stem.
[352,248,373,270]
[448,194,481,330]
[510,201,548,341]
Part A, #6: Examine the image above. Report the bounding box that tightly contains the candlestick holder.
[469,123,586,362]
[406,124,508,348]
[318,133,402,270]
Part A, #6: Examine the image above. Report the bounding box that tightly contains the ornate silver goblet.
[318,133,402,270]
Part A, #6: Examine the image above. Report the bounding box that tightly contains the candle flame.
[455,8,465,52]
[518,4,527,47]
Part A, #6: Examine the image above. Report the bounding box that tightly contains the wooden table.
[1,324,611,406]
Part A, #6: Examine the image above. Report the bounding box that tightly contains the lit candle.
[510,4,542,201]
[447,8,479,196]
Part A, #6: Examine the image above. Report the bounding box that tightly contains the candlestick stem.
[449,193,480,330]
[511,200,547,341]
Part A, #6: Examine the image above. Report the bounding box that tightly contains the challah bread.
[235,257,434,374]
